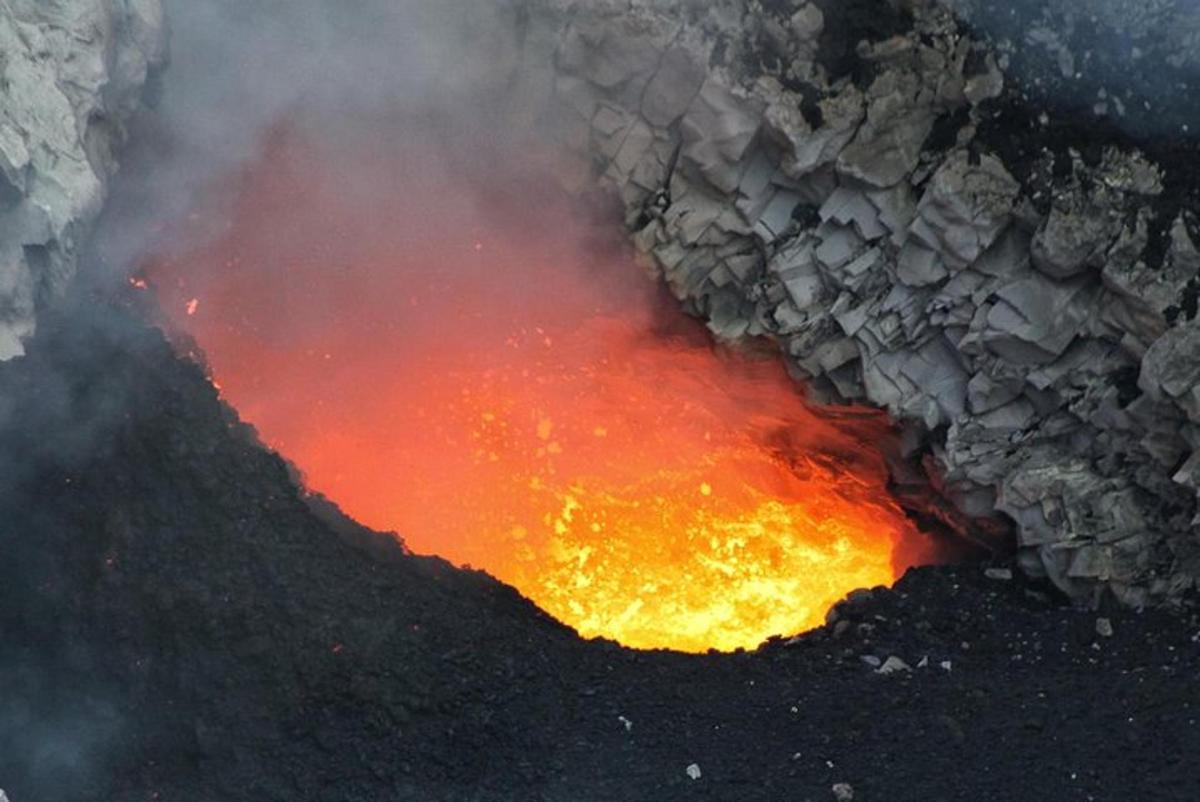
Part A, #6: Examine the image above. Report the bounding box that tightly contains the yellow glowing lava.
[508,468,899,653]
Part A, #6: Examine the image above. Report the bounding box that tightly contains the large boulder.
[0,0,165,359]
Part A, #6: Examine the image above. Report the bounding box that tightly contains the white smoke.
[93,0,531,277]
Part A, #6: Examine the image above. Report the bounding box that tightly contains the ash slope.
[1,302,1198,802]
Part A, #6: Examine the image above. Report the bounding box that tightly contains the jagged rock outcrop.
[499,0,1200,603]
[0,0,165,359]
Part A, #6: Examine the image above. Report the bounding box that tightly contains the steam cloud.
[95,0,532,277]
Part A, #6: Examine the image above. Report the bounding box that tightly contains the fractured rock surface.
[500,0,1200,603]
[0,0,165,358]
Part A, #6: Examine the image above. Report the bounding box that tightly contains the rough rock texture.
[0,0,165,359]
[498,0,1200,604]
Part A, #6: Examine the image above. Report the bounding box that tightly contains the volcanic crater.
[3,0,1200,800]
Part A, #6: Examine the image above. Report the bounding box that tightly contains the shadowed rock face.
[3,0,1199,600]
[0,0,166,359]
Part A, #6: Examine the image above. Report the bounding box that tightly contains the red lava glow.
[147,129,930,652]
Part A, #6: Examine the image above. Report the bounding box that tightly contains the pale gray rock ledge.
[504,0,1200,604]
[0,0,166,359]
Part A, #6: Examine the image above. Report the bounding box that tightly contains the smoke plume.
[95,0,532,277]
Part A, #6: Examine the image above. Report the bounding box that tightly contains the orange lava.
[147,129,927,652]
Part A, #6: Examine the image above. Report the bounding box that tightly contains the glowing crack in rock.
[148,129,930,653]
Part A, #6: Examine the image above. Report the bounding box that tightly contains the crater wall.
[499,0,1200,603]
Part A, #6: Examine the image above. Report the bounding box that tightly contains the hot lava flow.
[145,129,931,653]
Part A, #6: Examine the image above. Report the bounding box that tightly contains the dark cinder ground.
[1,301,1198,802]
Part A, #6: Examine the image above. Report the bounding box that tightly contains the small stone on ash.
[686,763,702,780]
[1096,618,1114,638]
[985,567,1013,581]
[832,782,855,801]
[876,656,912,675]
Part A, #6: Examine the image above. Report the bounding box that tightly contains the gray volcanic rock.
[499,0,1200,602]
[0,0,165,359]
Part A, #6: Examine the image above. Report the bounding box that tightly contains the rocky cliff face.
[497,0,1200,603]
[0,0,165,359]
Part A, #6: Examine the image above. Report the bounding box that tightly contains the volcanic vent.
[144,127,938,653]
[10,0,1200,799]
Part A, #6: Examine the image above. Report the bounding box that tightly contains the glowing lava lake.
[145,130,931,653]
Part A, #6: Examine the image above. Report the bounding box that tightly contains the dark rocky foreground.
[2,300,1199,802]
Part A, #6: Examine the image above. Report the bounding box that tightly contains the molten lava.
[147,129,929,653]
